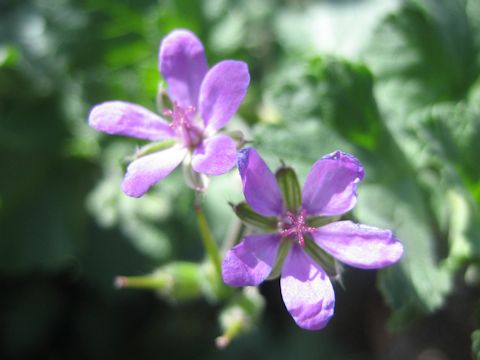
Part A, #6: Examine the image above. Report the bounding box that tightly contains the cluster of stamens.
[163,101,202,147]
[280,209,317,247]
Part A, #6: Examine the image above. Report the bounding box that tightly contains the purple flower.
[88,29,250,197]
[222,148,404,330]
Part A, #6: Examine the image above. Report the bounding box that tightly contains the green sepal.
[304,236,343,281]
[135,139,177,158]
[155,81,172,113]
[223,130,246,148]
[267,237,293,280]
[307,215,341,228]
[120,139,177,172]
[119,138,177,175]
[275,165,302,212]
[231,202,278,231]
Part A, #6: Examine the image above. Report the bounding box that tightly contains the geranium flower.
[88,29,250,197]
[222,148,403,330]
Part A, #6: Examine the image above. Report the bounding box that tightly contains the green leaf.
[355,183,452,315]
[0,44,20,68]
[406,103,480,199]
[272,0,399,58]
[402,103,480,268]
[364,0,478,114]
[87,141,174,261]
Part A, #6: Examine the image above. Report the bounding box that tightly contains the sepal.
[155,81,172,113]
[304,236,343,282]
[134,139,177,158]
[267,237,293,280]
[223,130,246,148]
[230,202,278,231]
[307,215,341,228]
[275,165,301,212]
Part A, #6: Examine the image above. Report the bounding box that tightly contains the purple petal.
[89,101,174,140]
[191,134,236,175]
[312,221,404,269]
[302,150,364,216]
[199,60,250,132]
[159,29,208,108]
[122,145,187,197]
[222,233,281,287]
[280,246,335,330]
[237,148,283,216]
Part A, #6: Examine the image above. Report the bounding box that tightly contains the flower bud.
[216,287,265,348]
[199,261,233,302]
[115,261,203,303]
[465,264,480,287]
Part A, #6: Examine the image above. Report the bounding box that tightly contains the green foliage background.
[1,0,479,359]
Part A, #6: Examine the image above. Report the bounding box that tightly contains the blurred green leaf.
[406,103,480,200]
[472,329,480,360]
[274,0,399,59]
[0,44,20,67]
[87,141,174,261]
[402,103,480,269]
[364,0,478,114]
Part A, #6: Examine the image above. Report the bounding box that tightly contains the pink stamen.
[164,101,196,130]
[163,101,202,146]
[280,209,316,247]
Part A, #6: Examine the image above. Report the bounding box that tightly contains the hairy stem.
[194,194,222,278]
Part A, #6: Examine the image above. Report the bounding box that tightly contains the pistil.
[280,209,317,247]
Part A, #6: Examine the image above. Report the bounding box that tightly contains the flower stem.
[222,217,244,253]
[194,195,222,279]
[114,275,169,289]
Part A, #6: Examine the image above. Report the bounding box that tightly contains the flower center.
[280,209,317,247]
[164,101,203,147]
